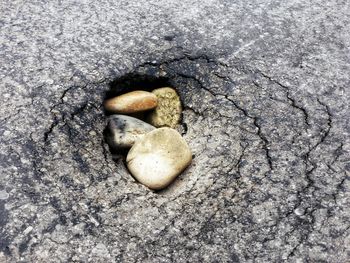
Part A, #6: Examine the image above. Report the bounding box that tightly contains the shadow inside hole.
[105,73,172,100]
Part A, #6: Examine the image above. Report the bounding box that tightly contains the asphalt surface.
[0,0,349,262]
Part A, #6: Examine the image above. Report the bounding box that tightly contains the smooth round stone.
[104,90,157,113]
[126,127,192,190]
[147,87,182,128]
[105,115,155,149]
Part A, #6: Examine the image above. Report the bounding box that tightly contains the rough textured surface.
[0,0,349,262]
[148,87,182,128]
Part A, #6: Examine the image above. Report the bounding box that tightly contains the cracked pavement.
[0,0,349,262]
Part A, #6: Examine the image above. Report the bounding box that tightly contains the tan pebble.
[104,90,157,113]
[126,127,192,190]
[147,87,182,128]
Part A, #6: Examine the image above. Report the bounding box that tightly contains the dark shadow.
[105,73,172,100]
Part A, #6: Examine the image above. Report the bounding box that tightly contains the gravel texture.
[0,0,349,262]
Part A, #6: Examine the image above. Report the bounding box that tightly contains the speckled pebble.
[105,115,155,149]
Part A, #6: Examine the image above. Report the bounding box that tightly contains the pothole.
[103,73,191,190]
[39,54,250,196]
[98,55,249,193]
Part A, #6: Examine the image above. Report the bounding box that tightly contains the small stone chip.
[104,90,157,113]
[147,87,182,128]
[126,127,192,190]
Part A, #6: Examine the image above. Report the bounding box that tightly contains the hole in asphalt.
[103,71,185,150]
[103,68,191,190]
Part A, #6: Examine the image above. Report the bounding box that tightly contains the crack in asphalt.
[173,68,274,174]
[286,91,310,127]
[284,98,334,259]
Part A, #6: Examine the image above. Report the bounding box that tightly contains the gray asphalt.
[0,0,349,262]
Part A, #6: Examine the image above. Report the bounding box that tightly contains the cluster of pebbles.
[104,88,192,190]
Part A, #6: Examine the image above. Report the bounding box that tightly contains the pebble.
[105,115,155,149]
[104,90,157,113]
[0,190,9,200]
[126,127,192,190]
[147,87,182,128]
